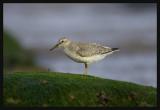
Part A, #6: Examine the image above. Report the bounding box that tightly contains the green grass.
[3,30,35,71]
[3,72,156,107]
[3,30,47,73]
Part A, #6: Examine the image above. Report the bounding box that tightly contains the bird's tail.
[111,48,119,52]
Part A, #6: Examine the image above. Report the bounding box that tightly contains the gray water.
[3,3,157,87]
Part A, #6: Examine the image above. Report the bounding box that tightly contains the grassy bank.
[3,72,156,107]
[3,30,47,73]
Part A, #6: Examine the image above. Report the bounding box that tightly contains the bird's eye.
[61,40,64,43]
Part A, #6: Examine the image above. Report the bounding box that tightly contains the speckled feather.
[67,41,113,57]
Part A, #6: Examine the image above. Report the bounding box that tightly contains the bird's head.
[49,37,71,51]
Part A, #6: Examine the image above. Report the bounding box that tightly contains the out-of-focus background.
[3,3,156,87]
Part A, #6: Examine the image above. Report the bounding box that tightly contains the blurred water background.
[3,3,157,87]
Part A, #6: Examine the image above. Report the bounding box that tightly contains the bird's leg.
[83,63,88,79]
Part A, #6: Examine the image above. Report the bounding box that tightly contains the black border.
[2,1,158,4]
[0,2,3,109]
[1,0,158,3]
[1,1,159,110]
[157,1,159,108]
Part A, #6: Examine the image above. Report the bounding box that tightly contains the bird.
[49,37,119,78]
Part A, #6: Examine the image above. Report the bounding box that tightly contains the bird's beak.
[49,43,60,51]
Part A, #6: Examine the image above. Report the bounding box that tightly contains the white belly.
[64,48,112,64]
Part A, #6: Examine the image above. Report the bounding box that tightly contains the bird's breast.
[63,48,111,64]
[64,48,84,63]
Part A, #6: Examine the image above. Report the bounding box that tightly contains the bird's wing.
[76,42,112,57]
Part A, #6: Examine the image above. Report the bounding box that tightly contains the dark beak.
[49,43,60,51]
